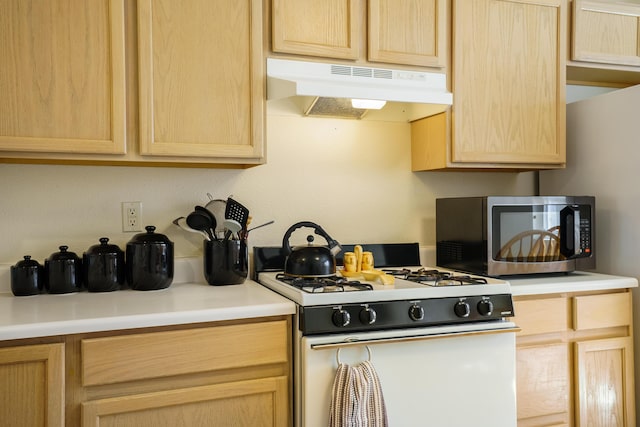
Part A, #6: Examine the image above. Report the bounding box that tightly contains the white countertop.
[1,254,636,342]
[0,258,295,341]
[508,271,638,296]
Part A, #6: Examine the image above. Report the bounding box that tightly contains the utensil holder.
[204,239,248,285]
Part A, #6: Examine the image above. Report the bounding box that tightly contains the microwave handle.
[560,206,584,259]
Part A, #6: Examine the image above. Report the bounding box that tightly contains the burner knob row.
[453,299,494,318]
[332,307,379,327]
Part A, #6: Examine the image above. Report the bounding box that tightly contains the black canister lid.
[128,226,173,245]
[85,237,123,255]
[48,245,81,261]
[13,255,42,269]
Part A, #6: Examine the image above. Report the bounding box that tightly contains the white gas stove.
[253,243,518,427]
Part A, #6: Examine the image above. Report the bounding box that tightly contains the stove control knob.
[332,308,351,327]
[409,304,425,321]
[359,307,377,325]
[454,300,471,318]
[477,299,494,316]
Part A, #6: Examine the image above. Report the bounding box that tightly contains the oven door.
[296,322,518,427]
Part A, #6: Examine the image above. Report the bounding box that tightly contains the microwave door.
[560,205,589,259]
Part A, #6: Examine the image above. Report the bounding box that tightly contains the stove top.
[254,244,514,335]
[258,267,511,306]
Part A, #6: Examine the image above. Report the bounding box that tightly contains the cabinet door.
[272,0,359,59]
[575,337,635,427]
[368,0,447,67]
[82,376,288,427]
[516,343,570,424]
[572,0,640,67]
[138,0,264,160]
[452,0,566,165]
[0,0,126,154]
[0,343,64,427]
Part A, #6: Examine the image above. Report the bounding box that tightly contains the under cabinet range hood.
[266,58,453,121]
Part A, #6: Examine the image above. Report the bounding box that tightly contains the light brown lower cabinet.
[0,342,65,427]
[513,290,635,427]
[0,316,291,427]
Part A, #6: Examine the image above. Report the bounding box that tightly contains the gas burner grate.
[382,268,488,286]
[275,273,374,293]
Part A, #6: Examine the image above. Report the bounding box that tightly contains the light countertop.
[508,271,638,296]
[0,258,295,341]
[1,255,636,341]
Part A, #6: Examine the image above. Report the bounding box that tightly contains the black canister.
[83,237,125,292]
[126,226,174,291]
[45,246,83,293]
[10,256,44,296]
[204,239,248,285]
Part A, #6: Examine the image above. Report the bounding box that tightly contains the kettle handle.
[282,221,341,256]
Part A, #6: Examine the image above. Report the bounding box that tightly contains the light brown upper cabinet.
[0,0,126,155]
[271,0,447,68]
[0,0,265,168]
[572,0,640,67]
[412,0,567,170]
[137,0,264,162]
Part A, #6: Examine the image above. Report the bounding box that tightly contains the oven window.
[492,205,567,262]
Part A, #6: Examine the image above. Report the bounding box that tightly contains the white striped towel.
[329,359,388,427]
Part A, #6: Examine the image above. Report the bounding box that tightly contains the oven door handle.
[309,325,521,350]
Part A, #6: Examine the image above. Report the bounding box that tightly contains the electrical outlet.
[122,202,142,232]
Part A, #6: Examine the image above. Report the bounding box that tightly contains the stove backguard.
[253,242,421,279]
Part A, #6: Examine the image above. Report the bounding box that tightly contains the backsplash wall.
[0,112,535,265]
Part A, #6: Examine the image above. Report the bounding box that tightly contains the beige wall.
[0,109,536,265]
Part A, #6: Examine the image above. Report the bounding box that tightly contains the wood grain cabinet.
[69,318,291,427]
[0,343,65,427]
[571,0,640,67]
[137,0,265,162]
[512,290,635,427]
[411,0,567,170]
[0,0,126,156]
[272,0,447,68]
[0,0,265,167]
[567,0,640,86]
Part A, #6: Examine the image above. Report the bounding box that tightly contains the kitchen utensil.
[247,220,274,232]
[203,239,248,285]
[172,216,211,241]
[126,226,174,291]
[223,219,242,241]
[282,221,341,277]
[225,197,250,230]
[186,210,215,241]
[238,220,275,240]
[45,246,83,293]
[83,238,125,292]
[11,255,43,296]
[205,198,227,238]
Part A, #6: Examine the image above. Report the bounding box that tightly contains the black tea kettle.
[282,221,341,278]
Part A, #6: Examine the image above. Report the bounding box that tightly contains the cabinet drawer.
[572,0,640,67]
[513,297,568,336]
[81,320,288,386]
[573,292,631,331]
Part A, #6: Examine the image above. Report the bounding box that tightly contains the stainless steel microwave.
[436,196,595,276]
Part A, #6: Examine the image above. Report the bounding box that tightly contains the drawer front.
[572,0,640,67]
[82,320,288,386]
[573,292,632,331]
[513,297,568,336]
